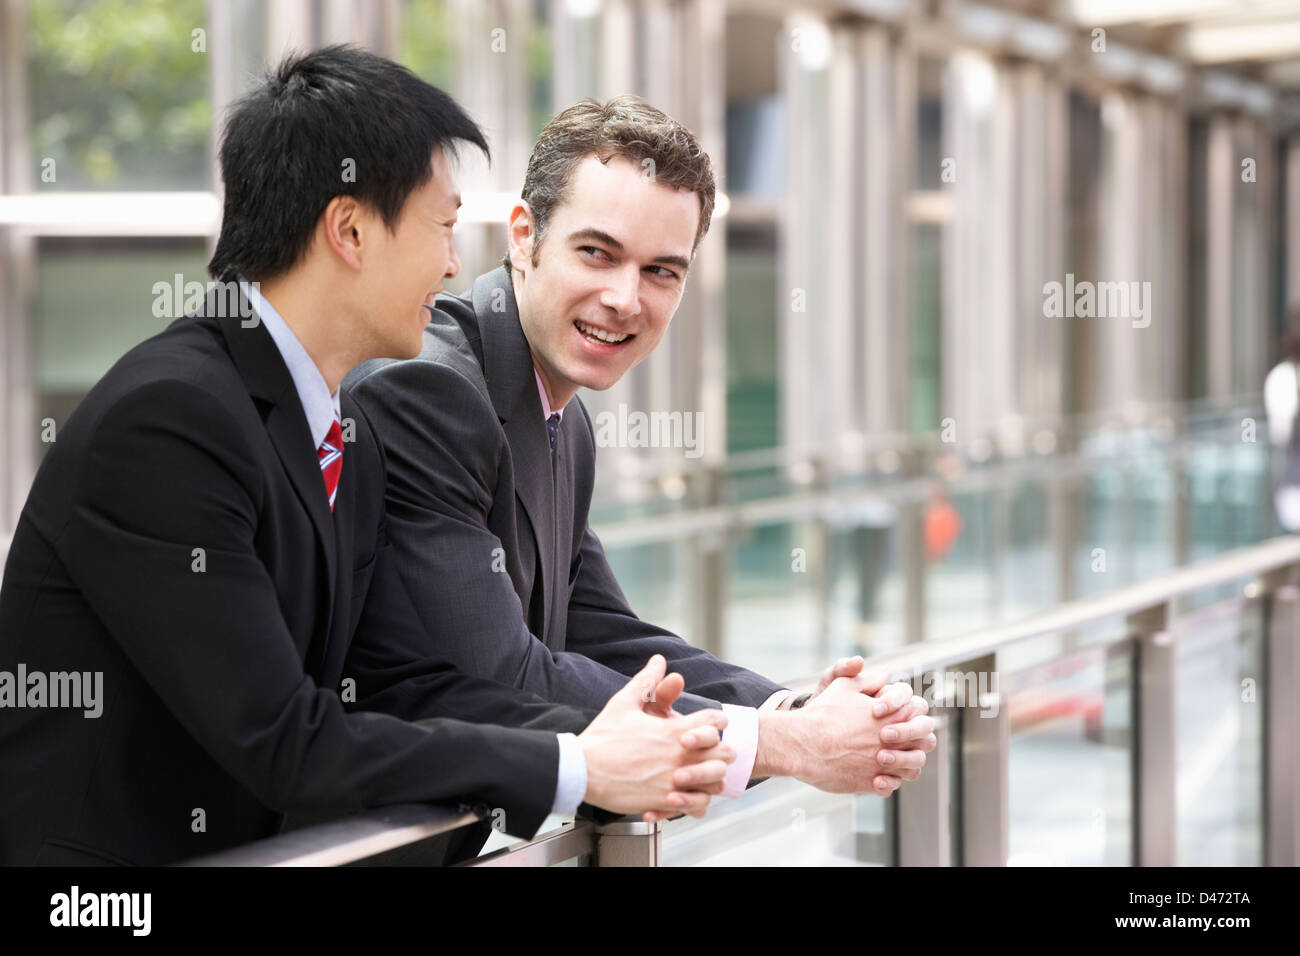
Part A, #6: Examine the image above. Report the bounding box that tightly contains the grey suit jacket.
[344,267,784,714]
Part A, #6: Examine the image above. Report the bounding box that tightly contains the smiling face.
[508,153,701,408]
[360,145,462,359]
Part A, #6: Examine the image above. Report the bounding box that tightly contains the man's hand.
[808,655,890,700]
[756,676,936,797]
[579,655,735,820]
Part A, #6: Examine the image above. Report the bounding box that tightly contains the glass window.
[725,222,779,454]
[34,237,210,458]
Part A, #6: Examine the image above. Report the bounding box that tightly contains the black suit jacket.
[344,267,784,715]
[0,290,593,866]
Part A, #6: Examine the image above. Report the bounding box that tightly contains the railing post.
[689,465,727,660]
[1129,601,1176,866]
[593,819,661,867]
[901,446,927,645]
[960,653,1008,866]
[898,707,949,866]
[1262,565,1300,866]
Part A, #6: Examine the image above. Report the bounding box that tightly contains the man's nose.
[444,241,461,281]
[600,264,641,318]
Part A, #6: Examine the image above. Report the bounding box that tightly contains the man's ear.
[507,201,536,276]
[321,195,365,272]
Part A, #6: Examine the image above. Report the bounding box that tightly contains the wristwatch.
[789,692,813,709]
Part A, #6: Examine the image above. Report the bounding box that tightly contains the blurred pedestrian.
[1263,308,1300,531]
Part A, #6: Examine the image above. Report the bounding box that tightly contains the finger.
[872,775,901,796]
[875,748,927,772]
[884,729,938,752]
[621,654,667,706]
[677,707,729,734]
[879,700,915,725]
[909,694,930,716]
[680,724,721,750]
[678,746,735,772]
[642,809,682,824]
[872,682,913,718]
[665,791,711,818]
[673,758,731,789]
[857,667,892,695]
[879,714,936,745]
[644,672,684,716]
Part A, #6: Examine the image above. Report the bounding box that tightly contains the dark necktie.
[546,413,560,458]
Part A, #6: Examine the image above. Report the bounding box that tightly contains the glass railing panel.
[602,539,691,640]
[927,488,997,640]
[1170,594,1265,866]
[662,777,875,867]
[1074,463,1131,597]
[1129,452,1176,581]
[1002,477,1058,622]
[1006,642,1134,865]
[723,520,822,679]
[829,518,905,658]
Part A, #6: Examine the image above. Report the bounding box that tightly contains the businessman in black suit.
[0,51,731,866]
[345,97,936,812]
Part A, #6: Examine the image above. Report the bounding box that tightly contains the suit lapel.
[213,290,338,666]
[473,269,559,643]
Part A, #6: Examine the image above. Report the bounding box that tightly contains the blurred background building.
[2,0,1299,867]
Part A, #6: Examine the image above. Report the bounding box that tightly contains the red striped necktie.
[318,417,343,511]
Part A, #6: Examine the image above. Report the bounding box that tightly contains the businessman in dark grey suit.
[345,97,937,811]
[0,53,732,866]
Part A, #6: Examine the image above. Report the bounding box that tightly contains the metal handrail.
[849,534,1300,679]
[181,803,482,867]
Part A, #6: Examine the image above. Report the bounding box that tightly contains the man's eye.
[647,265,679,280]
[580,246,609,261]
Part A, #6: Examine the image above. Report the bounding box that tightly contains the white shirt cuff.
[719,704,760,799]
[760,689,795,711]
[550,732,587,816]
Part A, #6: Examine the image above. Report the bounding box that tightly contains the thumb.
[618,654,667,708]
[834,656,865,679]
[645,672,685,716]
[856,667,892,696]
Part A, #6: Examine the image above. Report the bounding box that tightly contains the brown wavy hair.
[506,95,716,271]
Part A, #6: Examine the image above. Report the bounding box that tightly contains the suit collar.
[472,267,548,425]
[209,288,338,618]
[238,278,340,449]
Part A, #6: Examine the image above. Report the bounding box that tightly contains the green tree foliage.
[29,0,210,189]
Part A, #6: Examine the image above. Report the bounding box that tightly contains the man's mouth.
[575,319,634,346]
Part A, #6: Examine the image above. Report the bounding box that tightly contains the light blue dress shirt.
[238,279,586,817]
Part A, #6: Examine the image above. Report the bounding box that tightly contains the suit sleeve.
[347,358,648,714]
[565,520,786,711]
[57,380,568,839]
[344,510,598,735]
